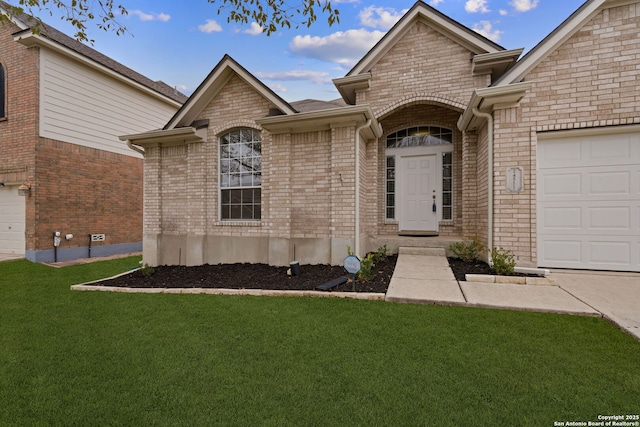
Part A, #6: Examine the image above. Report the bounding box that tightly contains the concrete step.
[398,246,446,256]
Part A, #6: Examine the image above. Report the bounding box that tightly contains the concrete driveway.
[0,253,24,262]
[554,270,640,341]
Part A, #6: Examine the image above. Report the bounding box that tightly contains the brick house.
[123,0,640,272]
[0,4,186,262]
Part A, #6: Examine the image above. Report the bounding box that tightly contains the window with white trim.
[385,126,453,221]
[220,128,262,221]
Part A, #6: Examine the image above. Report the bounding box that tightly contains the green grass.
[1,257,639,426]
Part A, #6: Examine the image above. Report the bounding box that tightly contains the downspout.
[471,108,494,265]
[354,119,371,257]
[126,140,145,155]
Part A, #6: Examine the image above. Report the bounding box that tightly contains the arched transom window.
[386,126,452,148]
[219,128,262,221]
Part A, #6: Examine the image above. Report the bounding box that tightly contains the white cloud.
[198,19,223,33]
[465,0,490,13]
[289,29,385,68]
[359,6,406,30]
[472,21,503,42]
[499,9,508,16]
[333,0,360,3]
[255,70,332,85]
[243,22,263,35]
[430,0,445,5]
[129,10,170,22]
[268,83,288,94]
[510,0,539,12]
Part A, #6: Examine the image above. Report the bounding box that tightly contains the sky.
[35,0,588,101]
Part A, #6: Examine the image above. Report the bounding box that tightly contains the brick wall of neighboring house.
[489,3,640,264]
[34,139,143,253]
[0,22,39,251]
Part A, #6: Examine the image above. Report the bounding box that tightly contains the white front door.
[399,154,438,233]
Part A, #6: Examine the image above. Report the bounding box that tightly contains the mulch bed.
[94,256,502,293]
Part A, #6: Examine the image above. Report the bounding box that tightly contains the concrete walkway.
[386,247,640,340]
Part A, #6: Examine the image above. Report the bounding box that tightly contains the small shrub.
[358,253,376,281]
[140,263,155,277]
[490,247,516,276]
[345,245,389,281]
[449,240,483,262]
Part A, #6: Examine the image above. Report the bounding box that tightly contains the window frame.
[218,128,262,222]
[0,63,6,119]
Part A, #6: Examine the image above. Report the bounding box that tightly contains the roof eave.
[256,105,383,139]
[332,73,371,105]
[119,127,206,148]
[457,82,533,131]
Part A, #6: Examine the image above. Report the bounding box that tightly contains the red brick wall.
[34,139,143,251]
[0,21,40,250]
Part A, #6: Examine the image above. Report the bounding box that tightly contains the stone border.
[70,283,385,300]
[465,274,557,286]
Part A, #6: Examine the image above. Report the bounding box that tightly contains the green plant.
[346,245,389,281]
[449,240,484,262]
[140,263,155,277]
[490,247,516,276]
[357,253,376,281]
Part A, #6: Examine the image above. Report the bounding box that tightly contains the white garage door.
[0,185,26,255]
[537,131,640,272]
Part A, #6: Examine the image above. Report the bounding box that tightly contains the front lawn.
[1,257,638,426]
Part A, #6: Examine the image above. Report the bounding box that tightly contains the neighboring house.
[0,3,187,262]
[123,0,640,272]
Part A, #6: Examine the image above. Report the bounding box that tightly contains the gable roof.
[1,1,187,105]
[347,0,505,77]
[164,54,297,130]
[494,0,631,86]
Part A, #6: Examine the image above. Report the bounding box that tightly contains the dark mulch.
[447,257,494,281]
[95,256,510,293]
[98,255,399,293]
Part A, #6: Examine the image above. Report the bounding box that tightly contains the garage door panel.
[588,206,631,231]
[540,239,582,265]
[539,173,582,198]
[588,241,631,265]
[540,206,581,230]
[537,131,640,272]
[0,186,26,255]
[589,171,631,195]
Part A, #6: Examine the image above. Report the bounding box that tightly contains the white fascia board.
[14,32,182,108]
[119,127,205,147]
[457,82,532,131]
[495,0,608,86]
[257,105,382,139]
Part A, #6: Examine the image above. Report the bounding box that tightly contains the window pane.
[220,129,262,220]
